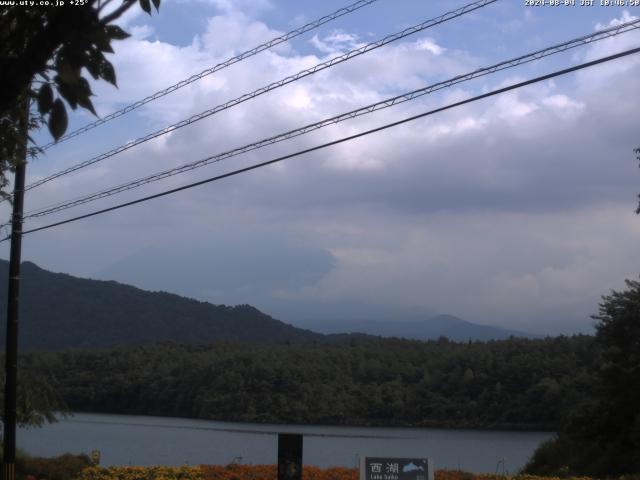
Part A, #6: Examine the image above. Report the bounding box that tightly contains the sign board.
[360,457,434,480]
[90,449,101,466]
[277,433,303,480]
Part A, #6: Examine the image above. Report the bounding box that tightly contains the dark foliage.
[525,278,640,476]
[24,335,596,430]
[0,355,66,427]
[0,0,160,196]
[18,453,91,480]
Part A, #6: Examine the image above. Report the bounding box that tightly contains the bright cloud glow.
[6,3,640,336]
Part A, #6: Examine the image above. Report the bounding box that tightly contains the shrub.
[18,452,92,480]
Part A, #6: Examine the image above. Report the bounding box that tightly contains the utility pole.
[2,95,28,480]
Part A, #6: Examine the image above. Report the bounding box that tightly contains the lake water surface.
[18,413,552,474]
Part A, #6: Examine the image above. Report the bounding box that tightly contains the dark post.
[277,433,303,480]
[2,96,28,480]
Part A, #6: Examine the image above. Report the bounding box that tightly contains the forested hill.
[0,260,530,350]
[25,335,596,430]
[0,260,346,350]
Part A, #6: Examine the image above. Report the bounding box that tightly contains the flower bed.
[75,464,632,480]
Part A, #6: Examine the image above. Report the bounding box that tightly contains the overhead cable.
[5,45,638,241]
[22,17,640,219]
[22,0,498,194]
[39,0,382,150]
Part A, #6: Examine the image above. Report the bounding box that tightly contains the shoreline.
[55,410,556,435]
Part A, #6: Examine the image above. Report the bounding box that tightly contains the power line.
[5,46,638,242]
[39,0,382,150]
[20,17,640,220]
[21,0,498,194]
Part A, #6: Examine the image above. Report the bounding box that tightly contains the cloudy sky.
[2,0,640,335]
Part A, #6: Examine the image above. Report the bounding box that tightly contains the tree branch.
[100,0,137,24]
[98,0,116,13]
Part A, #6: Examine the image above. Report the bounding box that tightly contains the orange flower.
[80,464,610,480]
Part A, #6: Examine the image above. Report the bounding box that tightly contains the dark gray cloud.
[4,7,640,336]
[94,226,335,305]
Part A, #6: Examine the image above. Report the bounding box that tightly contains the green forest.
[23,335,595,430]
[9,277,640,476]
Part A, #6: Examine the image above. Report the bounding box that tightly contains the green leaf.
[105,25,130,40]
[86,58,101,79]
[99,59,117,87]
[37,83,54,115]
[98,40,114,53]
[76,78,97,116]
[151,0,160,11]
[48,99,68,141]
[63,43,90,69]
[139,0,151,14]
[56,57,80,84]
[77,96,97,116]
[55,77,78,109]
[77,76,93,95]
[86,48,106,79]
[89,27,114,53]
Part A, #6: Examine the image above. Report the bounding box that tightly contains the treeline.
[24,335,597,430]
[524,278,640,476]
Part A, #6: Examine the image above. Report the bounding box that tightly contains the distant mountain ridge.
[0,260,534,350]
[296,314,537,341]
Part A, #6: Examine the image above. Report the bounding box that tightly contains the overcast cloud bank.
[4,2,640,335]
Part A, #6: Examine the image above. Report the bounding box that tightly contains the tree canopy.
[22,335,596,430]
[0,359,66,427]
[0,0,161,426]
[525,278,640,476]
[0,0,160,195]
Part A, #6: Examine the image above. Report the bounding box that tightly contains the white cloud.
[576,11,640,87]
[207,0,272,15]
[277,204,640,333]
[541,94,584,111]
[202,10,283,57]
[9,7,640,336]
[414,38,445,55]
[595,9,638,30]
[130,24,155,40]
[309,31,363,55]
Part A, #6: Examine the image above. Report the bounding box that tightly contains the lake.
[18,413,552,473]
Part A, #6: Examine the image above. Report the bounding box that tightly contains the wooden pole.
[2,95,28,480]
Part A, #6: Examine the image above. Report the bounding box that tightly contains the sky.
[2,0,640,335]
